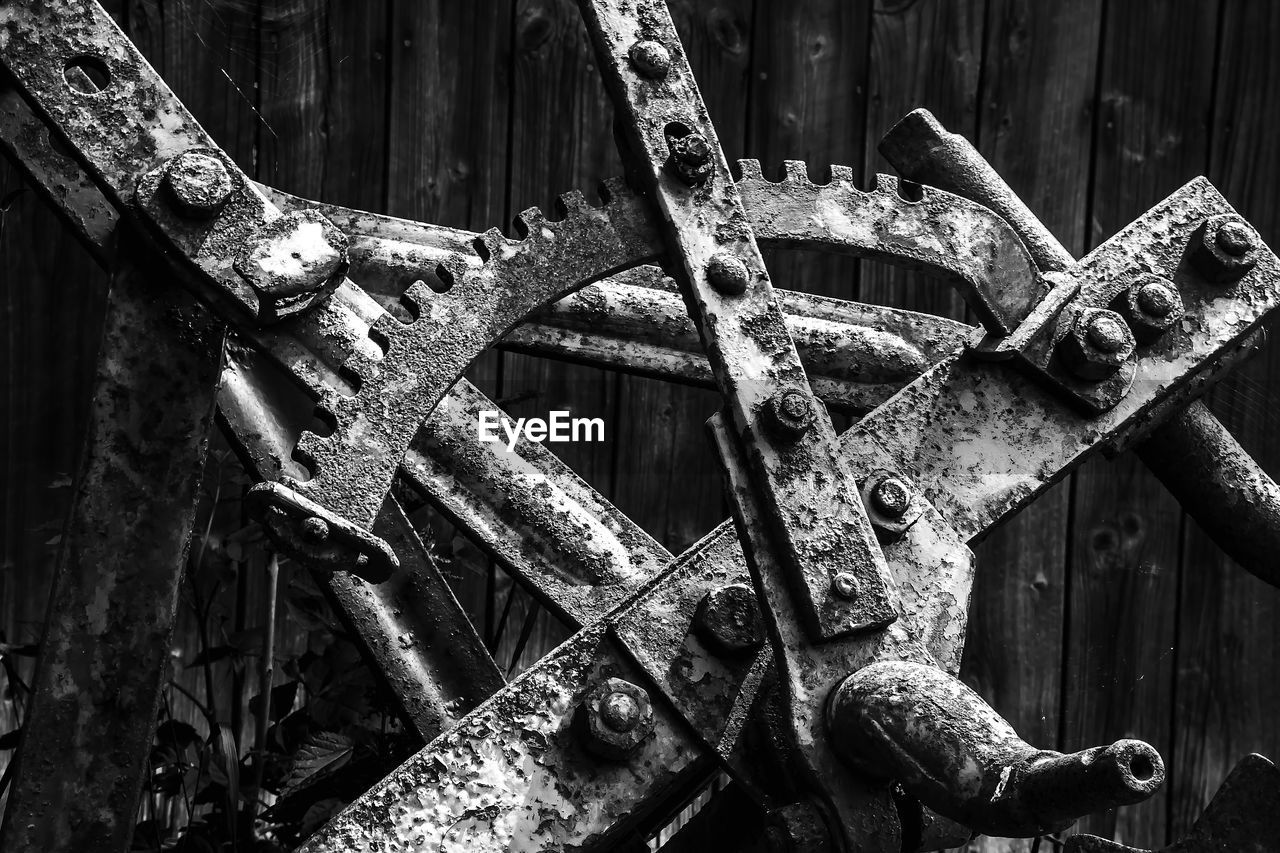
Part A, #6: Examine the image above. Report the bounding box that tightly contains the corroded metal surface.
[829,661,1163,837]
[0,264,224,852]
[1065,754,1280,852]
[881,107,1280,589]
[581,0,898,642]
[737,161,1044,335]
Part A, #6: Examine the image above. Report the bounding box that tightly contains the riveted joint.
[574,678,654,761]
[628,40,671,79]
[706,252,750,295]
[694,583,765,656]
[1112,274,1183,344]
[666,127,714,186]
[161,149,234,218]
[762,388,816,440]
[861,469,922,542]
[1189,213,1259,284]
[1055,307,1136,381]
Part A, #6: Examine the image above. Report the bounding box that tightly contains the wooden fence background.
[3,0,1280,850]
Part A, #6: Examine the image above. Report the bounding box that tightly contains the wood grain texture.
[1172,0,1280,842]
[1063,3,1220,846]
[963,3,1102,850]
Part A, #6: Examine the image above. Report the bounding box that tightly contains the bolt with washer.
[1056,307,1136,382]
[163,150,234,218]
[706,253,750,295]
[762,388,816,440]
[869,476,911,519]
[1114,274,1183,343]
[667,130,714,185]
[575,677,655,761]
[694,583,765,656]
[1189,213,1259,284]
[628,40,671,78]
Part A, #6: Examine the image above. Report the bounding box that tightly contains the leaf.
[249,680,298,723]
[280,731,354,798]
[300,797,347,837]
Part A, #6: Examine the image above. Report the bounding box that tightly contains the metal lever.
[828,660,1165,838]
[881,108,1280,590]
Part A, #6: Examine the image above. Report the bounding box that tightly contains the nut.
[762,388,816,440]
[162,150,233,217]
[666,130,714,185]
[235,210,350,316]
[831,572,860,601]
[628,40,671,78]
[1113,274,1183,343]
[869,476,911,519]
[574,677,654,760]
[1056,307,1136,381]
[1189,213,1259,284]
[694,583,765,656]
[706,253,750,295]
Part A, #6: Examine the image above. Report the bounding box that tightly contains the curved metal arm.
[880,108,1280,590]
[828,661,1165,838]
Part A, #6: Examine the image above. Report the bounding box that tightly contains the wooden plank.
[607,1,755,561]
[747,0,869,304]
[963,3,1101,850]
[861,0,984,322]
[1172,0,1280,841]
[1064,3,1220,847]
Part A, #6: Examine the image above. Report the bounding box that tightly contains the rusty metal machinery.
[1,1,1279,851]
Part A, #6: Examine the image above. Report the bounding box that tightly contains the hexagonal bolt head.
[574,677,654,761]
[1056,307,1136,382]
[870,476,911,519]
[1189,213,1260,284]
[666,130,714,185]
[162,150,234,218]
[706,252,750,295]
[628,40,671,79]
[694,583,765,656]
[235,210,350,314]
[762,388,816,441]
[1113,274,1184,344]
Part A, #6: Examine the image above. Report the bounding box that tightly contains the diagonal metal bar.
[298,176,1280,853]
[0,263,224,853]
[582,0,897,641]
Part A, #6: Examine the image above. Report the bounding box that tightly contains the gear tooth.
[735,159,763,181]
[513,206,549,238]
[473,227,507,262]
[341,349,381,388]
[292,429,329,480]
[597,176,629,204]
[782,160,811,184]
[869,173,896,194]
[433,256,468,294]
[555,189,590,218]
[826,164,855,184]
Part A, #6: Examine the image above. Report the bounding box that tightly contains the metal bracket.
[245,480,397,583]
